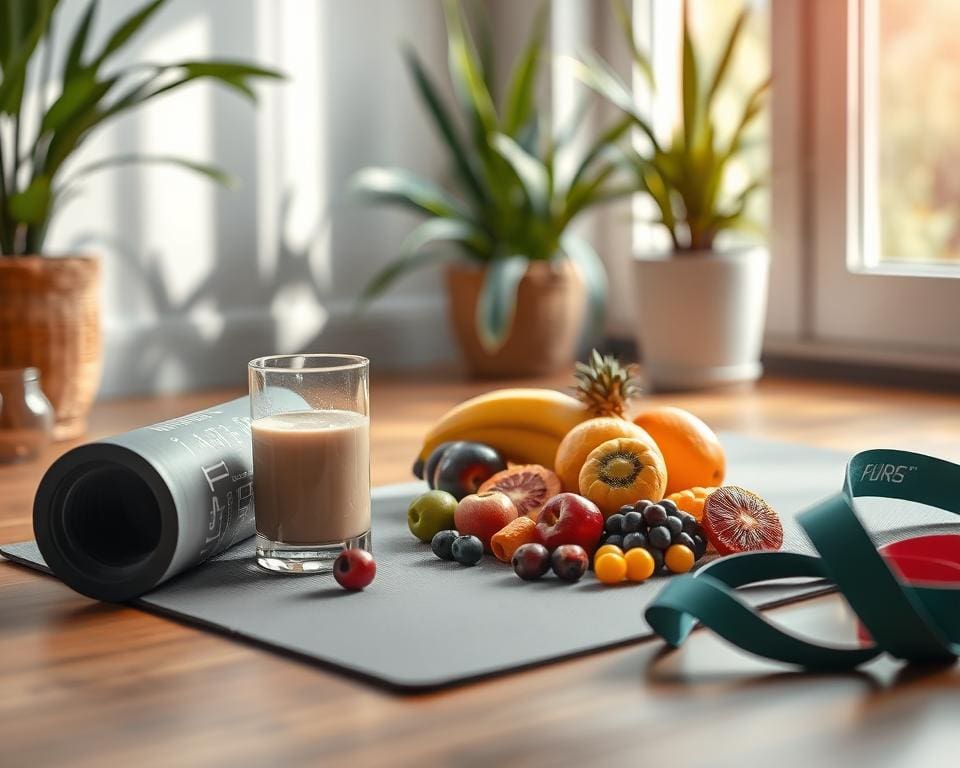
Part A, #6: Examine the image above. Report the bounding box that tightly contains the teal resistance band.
[646,449,960,668]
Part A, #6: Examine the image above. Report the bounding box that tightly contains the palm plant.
[0,0,282,256]
[352,0,635,352]
[573,0,769,252]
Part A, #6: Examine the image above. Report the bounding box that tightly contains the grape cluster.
[599,498,707,573]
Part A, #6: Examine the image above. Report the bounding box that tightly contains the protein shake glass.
[248,354,370,573]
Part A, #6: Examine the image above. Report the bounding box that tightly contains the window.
[770,0,960,362]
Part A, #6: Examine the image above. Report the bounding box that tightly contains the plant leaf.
[564,115,632,197]
[403,46,487,207]
[490,132,550,215]
[681,5,699,151]
[502,2,546,137]
[347,166,469,220]
[90,0,165,71]
[360,218,484,302]
[476,255,528,353]
[725,75,771,157]
[7,175,51,225]
[41,71,106,133]
[567,52,660,149]
[62,0,96,83]
[59,153,234,189]
[705,8,747,109]
[443,0,497,142]
[560,233,607,339]
[613,0,654,88]
[0,0,55,115]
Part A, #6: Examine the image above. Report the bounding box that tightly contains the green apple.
[407,490,458,543]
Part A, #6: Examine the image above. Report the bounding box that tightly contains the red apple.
[454,491,518,552]
[535,493,604,553]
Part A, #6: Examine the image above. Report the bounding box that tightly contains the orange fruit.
[594,552,627,585]
[554,417,660,492]
[633,406,725,495]
[666,486,718,522]
[624,548,656,581]
[478,464,561,521]
[578,437,667,517]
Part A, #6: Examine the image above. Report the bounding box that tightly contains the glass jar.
[0,367,55,463]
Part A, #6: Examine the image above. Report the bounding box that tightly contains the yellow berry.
[624,548,656,581]
[665,544,695,574]
[594,552,627,585]
[594,544,624,564]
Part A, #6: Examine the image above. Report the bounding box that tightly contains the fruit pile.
[407,350,784,586]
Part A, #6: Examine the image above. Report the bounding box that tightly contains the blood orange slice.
[478,464,561,521]
[702,486,783,555]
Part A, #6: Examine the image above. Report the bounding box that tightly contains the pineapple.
[572,349,641,418]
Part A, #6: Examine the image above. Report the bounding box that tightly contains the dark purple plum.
[432,442,506,500]
[512,543,551,580]
[422,441,458,487]
[551,544,589,583]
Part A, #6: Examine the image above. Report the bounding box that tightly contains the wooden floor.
[2,372,959,767]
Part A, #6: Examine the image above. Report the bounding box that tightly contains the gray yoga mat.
[0,433,842,690]
[12,433,954,692]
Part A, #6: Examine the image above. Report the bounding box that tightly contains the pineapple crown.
[573,349,642,418]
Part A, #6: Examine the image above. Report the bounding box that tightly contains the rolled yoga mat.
[32,397,259,602]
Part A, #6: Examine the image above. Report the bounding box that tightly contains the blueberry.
[431,529,459,560]
[451,535,483,566]
[623,531,647,551]
[643,504,668,527]
[603,534,623,549]
[647,546,665,572]
[618,504,635,516]
[676,532,697,551]
[622,511,644,534]
[679,512,699,534]
[691,533,708,560]
[648,526,672,550]
[660,499,679,517]
[605,513,625,535]
[665,516,682,536]
[634,499,652,513]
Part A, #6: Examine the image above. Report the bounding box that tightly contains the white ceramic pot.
[632,247,769,390]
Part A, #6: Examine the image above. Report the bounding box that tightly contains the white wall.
[44,0,629,398]
[46,0,457,397]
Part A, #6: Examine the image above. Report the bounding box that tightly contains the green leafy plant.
[352,0,635,352]
[0,0,282,256]
[573,0,769,252]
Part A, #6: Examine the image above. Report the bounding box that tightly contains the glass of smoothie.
[248,354,370,573]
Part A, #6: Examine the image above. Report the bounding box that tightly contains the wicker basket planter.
[0,256,101,439]
[445,260,586,378]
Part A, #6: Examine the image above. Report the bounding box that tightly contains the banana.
[429,426,561,468]
[417,388,588,464]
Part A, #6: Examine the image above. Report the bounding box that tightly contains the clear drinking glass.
[248,354,370,573]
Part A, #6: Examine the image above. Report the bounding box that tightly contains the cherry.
[333,548,376,590]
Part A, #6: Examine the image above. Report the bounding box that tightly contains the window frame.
[766,0,960,368]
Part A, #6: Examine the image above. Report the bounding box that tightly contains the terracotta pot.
[445,260,586,378]
[0,256,102,439]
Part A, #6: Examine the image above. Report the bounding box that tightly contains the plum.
[431,442,506,500]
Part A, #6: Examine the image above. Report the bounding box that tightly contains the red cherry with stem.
[333,548,376,590]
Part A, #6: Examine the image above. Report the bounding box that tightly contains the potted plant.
[576,1,770,390]
[352,0,633,377]
[0,0,280,438]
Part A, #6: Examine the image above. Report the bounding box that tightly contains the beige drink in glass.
[248,355,370,573]
[252,410,370,544]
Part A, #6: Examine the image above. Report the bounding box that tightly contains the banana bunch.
[417,388,588,468]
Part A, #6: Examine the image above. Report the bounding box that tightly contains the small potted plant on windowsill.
[352,0,633,378]
[576,1,770,390]
[0,0,280,438]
